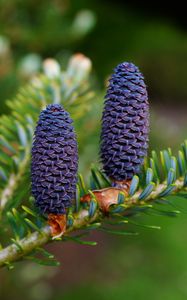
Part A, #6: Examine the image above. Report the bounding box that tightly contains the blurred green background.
[0,0,187,299]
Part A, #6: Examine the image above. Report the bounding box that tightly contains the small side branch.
[0,226,51,267]
[0,209,100,268]
[0,153,29,214]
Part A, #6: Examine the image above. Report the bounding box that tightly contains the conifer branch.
[0,54,93,215]
[0,209,100,268]
[0,176,186,268]
[0,149,29,213]
[0,54,187,269]
[0,226,51,268]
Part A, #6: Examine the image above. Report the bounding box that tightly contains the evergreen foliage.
[0,54,186,269]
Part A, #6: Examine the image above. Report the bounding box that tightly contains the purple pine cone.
[31,104,78,215]
[100,62,149,182]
